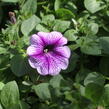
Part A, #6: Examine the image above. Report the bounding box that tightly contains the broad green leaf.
[49,75,63,88]
[53,20,70,32]
[76,68,91,83]
[0,82,4,90]
[8,101,30,109]
[79,37,101,55]
[0,104,3,109]
[84,72,105,86]
[88,23,99,35]
[85,83,104,103]
[42,14,55,25]
[102,84,109,106]
[36,24,50,32]
[10,55,33,77]
[21,15,41,35]
[54,0,61,11]
[100,37,109,54]
[54,0,67,11]
[56,8,75,20]
[64,29,78,41]
[79,85,85,96]
[0,81,20,108]
[21,0,37,15]
[19,101,30,109]
[1,0,19,3]
[32,83,51,100]
[0,55,9,69]
[0,47,7,54]
[84,0,101,13]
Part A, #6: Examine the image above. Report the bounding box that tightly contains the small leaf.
[102,84,109,106]
[0,81,20,108]
[88,23,99,35]
[21,0,37,15]
[84,0,101,13]
[84,72,105,86]
[0,47,7,54]
[32,83,51,100]
[49,75,63,88]
[0,82,4,91]
[54,0,61,11]
[36,24,50,32]
[53,20,70,32]
[56,8,75,20]
[64,29,78,41]
[0,104,3,109]
[42,14,55,25]
[21,15,41,35]
[79,37,101,55]
[100,37,109,54]
[1,0,19,3]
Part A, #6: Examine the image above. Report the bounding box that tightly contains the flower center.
[44,45,54,53]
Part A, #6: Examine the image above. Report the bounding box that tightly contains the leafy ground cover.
[0,0,109,109]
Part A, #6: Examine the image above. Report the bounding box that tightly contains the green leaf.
[21,0,37,15]
[0,47,7,54]
[49,75,63,88]
[8,101,30,109]
[0,82,4,91]
[79,37,101,55]
[88,23,99,35]
[10,55,33,77]
[0,104,3,109]
[102,84,109,106]
[21,15,41,35]
[32,83,51,100]
[1,0,19,3]
[56,8,75,20]
[84,72,105,86]
[100,37,109,54]
[36,24,50,32]
[0,81,20,108]
[53,20,70,32]
[54,0,61,11]
[0,55,9,69]
[84,0,101,13]
[85,83,104,103]
[54,0,67,11]
[64,29,78,41]
[42,14,55,25]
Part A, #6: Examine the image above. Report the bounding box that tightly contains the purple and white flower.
[27,31,71,76]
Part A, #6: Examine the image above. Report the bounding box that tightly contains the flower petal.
[30,34,44,46]
[32,53,61,75]
[27,45,43,56]
[47,54,61,75]
[54,46,71,58]
[37,31,67,46]
[51,31,68,46]
[28,57,39,69]
[50,52,69,70]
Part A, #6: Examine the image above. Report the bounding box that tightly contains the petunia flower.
[27,31,71,76]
